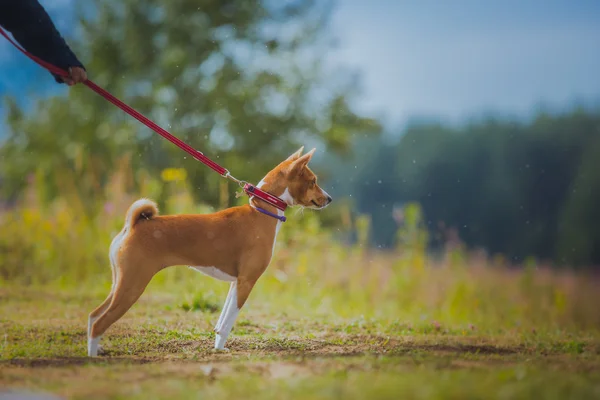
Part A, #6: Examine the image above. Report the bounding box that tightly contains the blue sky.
[1,0,600,132]
[328,0,600,125]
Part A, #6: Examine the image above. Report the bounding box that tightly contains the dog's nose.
[327,196,333,204]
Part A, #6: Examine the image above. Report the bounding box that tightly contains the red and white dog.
[87,147,331,356]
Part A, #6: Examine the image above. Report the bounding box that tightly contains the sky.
[328,0,600,125]
[1,0,600,132]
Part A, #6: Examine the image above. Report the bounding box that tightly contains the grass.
[1,283,599,400]
[1,186,600,398]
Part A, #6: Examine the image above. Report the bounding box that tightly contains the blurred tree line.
[340,109,600,268]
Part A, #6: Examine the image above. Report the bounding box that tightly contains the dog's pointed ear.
[286,146,304,161]
[289,148,315,175]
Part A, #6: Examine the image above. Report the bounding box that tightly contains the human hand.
[62,66,87,86]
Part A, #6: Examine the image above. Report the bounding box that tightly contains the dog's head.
[263,147,332,210]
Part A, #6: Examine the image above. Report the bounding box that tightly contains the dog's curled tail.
[125,198,159,230]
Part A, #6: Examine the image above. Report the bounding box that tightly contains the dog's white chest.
[189,266,236,282]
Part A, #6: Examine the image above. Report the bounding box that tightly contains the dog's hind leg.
[88,266,154,357]
[87,292,113,351]
[87,244,122,354]
[88,230,125,351]
[88,262,117,335]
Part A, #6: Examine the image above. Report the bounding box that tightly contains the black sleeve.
[0,0,85,83]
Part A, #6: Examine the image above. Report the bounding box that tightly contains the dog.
[87,147,331,356]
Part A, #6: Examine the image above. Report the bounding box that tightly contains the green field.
[2,236,600,399]
[2,282,599,400]
[1,193,599,399]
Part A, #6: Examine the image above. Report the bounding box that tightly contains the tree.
[0,0,379,213]
[557,131,600,266]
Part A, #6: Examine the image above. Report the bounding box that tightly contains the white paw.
[88,336,101,357]
[213,347,230,352]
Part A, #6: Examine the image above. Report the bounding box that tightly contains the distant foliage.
[350,109,600,267]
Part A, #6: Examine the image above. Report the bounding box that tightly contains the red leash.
[0,27,288,213]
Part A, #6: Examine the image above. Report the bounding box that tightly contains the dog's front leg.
[215,281,235,334]
[214,281,238,350]
[214,278,256,350]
